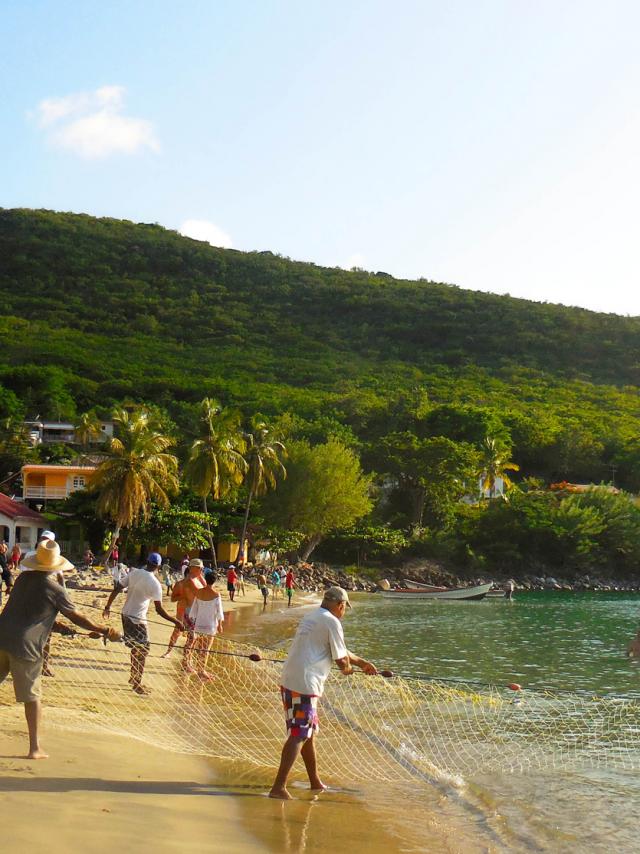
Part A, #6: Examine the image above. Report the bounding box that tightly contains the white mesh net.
[2,605,639,784]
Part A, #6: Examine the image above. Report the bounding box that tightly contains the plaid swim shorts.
[121,615,150,652]
[280,686,319,741]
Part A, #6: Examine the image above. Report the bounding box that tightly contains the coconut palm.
[183,398,247,568]
[478,437,520,499]
[75,411,103,455]
[238,419,287,562]
[91,407,179,561]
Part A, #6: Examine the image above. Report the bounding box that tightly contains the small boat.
[379,582,494,601]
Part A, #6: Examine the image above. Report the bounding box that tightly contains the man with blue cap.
[103,552,183,694]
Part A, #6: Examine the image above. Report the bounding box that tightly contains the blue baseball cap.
[147,552,162,566]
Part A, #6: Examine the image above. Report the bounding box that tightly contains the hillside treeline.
[2,208,640,577]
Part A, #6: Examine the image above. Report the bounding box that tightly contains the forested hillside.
[2,208,640,577]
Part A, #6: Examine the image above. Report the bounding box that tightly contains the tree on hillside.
[261,439,372,560]
[478,437,520,499]
[238,419,286,562]
[379,432,479,530]
[183,398,247,568]
[90,407,179,562]
[0,417,35,483]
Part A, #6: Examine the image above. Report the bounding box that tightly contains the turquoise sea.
[230,590,640,852]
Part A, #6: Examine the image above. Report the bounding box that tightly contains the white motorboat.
[379,582,494,601]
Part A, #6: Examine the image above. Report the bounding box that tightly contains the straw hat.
[21,540,74,573]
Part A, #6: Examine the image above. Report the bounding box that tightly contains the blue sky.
[3,1,640,315]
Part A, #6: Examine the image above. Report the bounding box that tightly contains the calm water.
[231,590,640,852]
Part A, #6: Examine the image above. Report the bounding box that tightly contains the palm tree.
[91,407,179,562]
[75,411,103,455]
[478,437,520,499]
[238,419,286,562]
[183,398,247,568]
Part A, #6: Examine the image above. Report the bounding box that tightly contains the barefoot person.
[103,552,182,695]
[0,539,119,759]
[189,570,224,680]
[161,558,206,671]
[269,586,378,799]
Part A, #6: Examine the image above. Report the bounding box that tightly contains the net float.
[506,683,522,691]
[380,670,394,678]
[248,653,262,662]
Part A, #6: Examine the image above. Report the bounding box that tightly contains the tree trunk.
[102,524,121,566]
[203,495,218,570]
[300,533,323,561]
[238,489,254,563]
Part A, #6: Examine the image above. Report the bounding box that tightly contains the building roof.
[22,464,96,474]
[0,494,47,523]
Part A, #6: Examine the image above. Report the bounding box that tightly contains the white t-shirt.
[191,595,224,635]
[280,607,349,697]
[120,567,163,623]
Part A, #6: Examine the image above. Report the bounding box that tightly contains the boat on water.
[379,581,494,601]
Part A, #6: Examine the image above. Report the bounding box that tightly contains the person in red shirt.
[285,569,295,608]
[226,565,238,602]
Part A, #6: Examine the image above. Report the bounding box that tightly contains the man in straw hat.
[0,539,120,759]
[269,586,378,799]
[103,552,183,694]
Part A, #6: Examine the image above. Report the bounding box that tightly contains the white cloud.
[31,85,159,158]
[341,253,366,270]
[179,219,233,249]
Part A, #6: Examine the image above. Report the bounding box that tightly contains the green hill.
[2,207,640,489]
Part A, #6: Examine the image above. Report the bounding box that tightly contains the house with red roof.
[0,493,47,552]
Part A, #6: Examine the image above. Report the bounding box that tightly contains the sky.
[2,1,640,315]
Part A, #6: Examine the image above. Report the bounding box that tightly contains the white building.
[24,420,113,446]
[0,494,47,551]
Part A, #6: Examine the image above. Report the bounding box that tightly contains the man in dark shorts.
[0,542,11,600]
[269,587,378,799]
[0,539,119,758]
[103,552,182,694]
[226,564,237,602]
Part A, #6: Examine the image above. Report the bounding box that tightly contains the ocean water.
[229,590,640,852]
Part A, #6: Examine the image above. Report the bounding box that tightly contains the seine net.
[2,612,640,784]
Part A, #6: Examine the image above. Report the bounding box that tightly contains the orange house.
[22,464,96,502]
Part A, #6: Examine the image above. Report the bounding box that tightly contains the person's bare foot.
[198,671,214,682]
[27,748,49,759]
[268,787,293,799]
[182,664,196,674]
[161,650,172,658]
[132,684,151,695]
[42,666,54,677]
[309,780,327,792]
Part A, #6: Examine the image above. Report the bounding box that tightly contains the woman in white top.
[189,571,224,681]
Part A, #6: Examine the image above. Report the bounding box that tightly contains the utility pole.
[609,463,617,487]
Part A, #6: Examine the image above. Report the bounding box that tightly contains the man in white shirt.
[269,586,377,799]
[103,552,182,695]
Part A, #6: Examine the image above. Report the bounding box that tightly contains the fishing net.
[1,604,639,784]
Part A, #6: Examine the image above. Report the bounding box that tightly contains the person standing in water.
[269,586,378,799]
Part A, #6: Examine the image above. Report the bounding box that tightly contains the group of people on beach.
[0,534,378,799]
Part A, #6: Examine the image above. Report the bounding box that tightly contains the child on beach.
[285,568,295,607]
[188,571,224,681]
[258,571,269,609]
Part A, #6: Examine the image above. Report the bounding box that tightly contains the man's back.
[281,607,348,696]
[121,568,162,622]
[0,572,74,660]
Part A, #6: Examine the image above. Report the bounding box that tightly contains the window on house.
[73,476,85,489]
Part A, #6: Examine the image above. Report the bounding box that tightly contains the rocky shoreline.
[285,559,640,594]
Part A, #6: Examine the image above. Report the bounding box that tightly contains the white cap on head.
[40,530,56,541]
[322,586,352,609]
